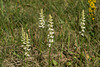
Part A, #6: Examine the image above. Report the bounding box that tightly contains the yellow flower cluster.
[88,0,96,20]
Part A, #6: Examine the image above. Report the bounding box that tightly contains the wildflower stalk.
[49,46,51,67]
[39,9,45,28]
[88,0,96,21]
[79,10,85,37]
[79,10,86,66]
[38,9,45,54]
[21,27,31,57]
[48,14,54,67]
[79,38,85,67]
[68,33,70,52]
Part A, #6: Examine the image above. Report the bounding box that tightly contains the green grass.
[0,0,100,67]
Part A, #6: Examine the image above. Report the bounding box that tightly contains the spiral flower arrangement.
[79,10,85,36]
[47,14,54,47]
[21,27,31,57]
[39,9,45,28]
[88,0,96,20]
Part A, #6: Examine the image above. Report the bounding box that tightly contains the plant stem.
[68,33,70,52]
[80,38,84,66]
[49,46,51,67]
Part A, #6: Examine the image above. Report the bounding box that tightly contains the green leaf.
[52,60,58,66]
[13,52,20,58]
[66,62,72,66]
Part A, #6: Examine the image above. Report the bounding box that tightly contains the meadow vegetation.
[0,0,100,67]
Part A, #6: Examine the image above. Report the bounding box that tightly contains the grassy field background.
[0,0,100,67]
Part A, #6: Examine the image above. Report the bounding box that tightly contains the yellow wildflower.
[89,8,93,12]
[90,2,95,8]
[92,18,95,20]
[88,0,96,21]
[88,0,91,3]
[92,0,96,3]
[92,6,96,10]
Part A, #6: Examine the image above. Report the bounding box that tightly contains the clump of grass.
[0,0,4,16]
[0,0,99,67]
